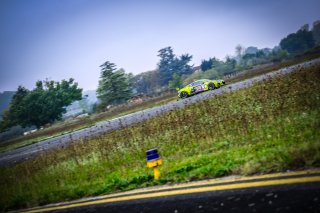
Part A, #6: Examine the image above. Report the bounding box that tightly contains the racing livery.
[177,79,225,99]
[217,79,226,87]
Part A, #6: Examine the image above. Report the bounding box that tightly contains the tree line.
[1,20,319,132]
[0,79,82,131]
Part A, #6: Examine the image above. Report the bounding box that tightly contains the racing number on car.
[194,85,205,92]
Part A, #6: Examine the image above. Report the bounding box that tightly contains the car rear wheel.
[208,83,215,90]
[180,91,188,99]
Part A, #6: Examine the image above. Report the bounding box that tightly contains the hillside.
[1,61,319,211]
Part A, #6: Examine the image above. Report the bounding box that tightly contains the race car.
[217,79,226,87]
[177,79,222,99]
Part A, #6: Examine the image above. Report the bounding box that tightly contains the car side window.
[194,81,203,86]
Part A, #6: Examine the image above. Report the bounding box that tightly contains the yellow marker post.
[146,149,162,180]
[153,167,160,180]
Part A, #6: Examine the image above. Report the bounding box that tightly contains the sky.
[0,0,320,92]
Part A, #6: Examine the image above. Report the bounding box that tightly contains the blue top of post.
[146,148,160,161]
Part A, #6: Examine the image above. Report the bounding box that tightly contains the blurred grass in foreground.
[0,62,320,211]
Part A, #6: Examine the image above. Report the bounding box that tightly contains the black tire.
[208,83,215,90]
[180,91,188,99]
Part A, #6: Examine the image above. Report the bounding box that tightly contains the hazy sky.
[1,0,319,92]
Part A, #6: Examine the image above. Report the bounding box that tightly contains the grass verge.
[2,49,320,153]
[0,93,177,153]
[0,60,320,211]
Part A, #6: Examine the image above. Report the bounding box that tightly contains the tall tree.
[175,54,193,75]
[280,25,315,55]
[0,79,82,131]
[96,61,132,109]
[158,47,175,85]
[201,58,213,71]
[312,20,320,46]
[235,44,245,58]
[125,72,135,92]
[157,46,193,85]
[0,86,29,130]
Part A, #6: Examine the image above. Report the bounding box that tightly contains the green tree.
[96,61,132,109]
[0,86,29,130]
[132,70,160,95]
[175,54,193,75]
[225,56,236,70]
[0,79,82,131]
[168,73,183,90]
[280,25,315,55]
[125,72,135,92]
[158,47,175,85]
[312,21,320,46]
[157,46,193,85]
[201,58,213,71]
[271,48,288,62]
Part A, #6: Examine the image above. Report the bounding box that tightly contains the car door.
[192,81,205,94]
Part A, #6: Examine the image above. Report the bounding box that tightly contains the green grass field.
[1,61,320,211]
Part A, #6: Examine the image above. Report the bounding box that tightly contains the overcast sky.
[1,0,319,92]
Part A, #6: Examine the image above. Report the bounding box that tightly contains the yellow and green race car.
[177,79,224,99]
[217,79,226,87]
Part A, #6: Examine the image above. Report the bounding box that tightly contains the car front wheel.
[180,91,188,99]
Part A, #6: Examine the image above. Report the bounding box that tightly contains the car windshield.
[193,81,204,86]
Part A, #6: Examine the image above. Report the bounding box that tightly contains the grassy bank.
[0,93,177,153]
[2,49,320,153]
[1,62,320,211]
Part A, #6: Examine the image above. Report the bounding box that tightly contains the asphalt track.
[20,169,320,213]
[1,58,320,166]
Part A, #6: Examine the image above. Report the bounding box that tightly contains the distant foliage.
[0,79,82,131]
[200,58,213,71]
[270,48,288,63]
[131,21,320,96]
[312,21,320,46]
[0,91,15,120]
[168,73,183,89]
[280,25,315,55]
[158,47,175,85]
[183,68,221,85]
[199,57,236,76]
[132,70,160,95]
[235,44,245,58]
[96,61,132,110]
[158,46,193,85]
